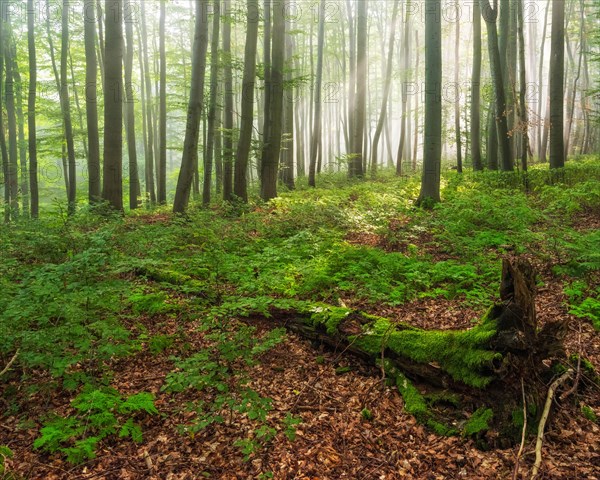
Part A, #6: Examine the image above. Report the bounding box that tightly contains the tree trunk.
[233,0,259,202]
[102,0,124,210]
[59,0,77,214]
[349,0,366,178]
[222,0,234,201]
[396,6,410,176]
[172,0,209,213]
[84,0,101,203]
[371,0,399,176]
[202,0,221,207]
[564,0,584,159]
[537,0,550,161]
[481,0,513,171]
[281,16,295,191]
[412,30,419,170]
[308,0,325,187]
[454,2,462,173]
[27,0,38,218]
[139,1,156,204]
[549,0,565,169]
[157,0,167,204]
[417,0,442,205]
[4,21,19,218]
[124,4,140,209]
[0,10,8,223]
[472,1,483,171]
[516,0,529,172]
[260,0,285,201]
[12,47,28,218]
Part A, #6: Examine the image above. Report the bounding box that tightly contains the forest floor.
[1,161,600,479]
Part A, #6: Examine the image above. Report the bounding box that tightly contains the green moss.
[426,392,461,408]
[427,419,458,436]
[395,373,428,420]
[463,407,494,437]
[352,311,500,388]
[581,405,597,423]
[308,304,352,335]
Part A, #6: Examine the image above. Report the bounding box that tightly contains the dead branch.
[0,349,20,378]
[531,369,573,480]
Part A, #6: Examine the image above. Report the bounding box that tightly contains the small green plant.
[581,405,598,423]
[34,388,158,464]
[282,413,302,440]
[360,408,373,421]
[0,445,13,475]
[148,334,175,354]
[463,407,494,437]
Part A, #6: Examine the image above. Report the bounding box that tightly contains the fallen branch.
[531,369,574,480]
[0,349,20,378]
[512,378,527,480]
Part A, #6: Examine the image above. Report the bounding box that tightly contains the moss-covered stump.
[259,259,569,446]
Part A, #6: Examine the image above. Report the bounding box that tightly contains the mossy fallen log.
[139,258,569,444]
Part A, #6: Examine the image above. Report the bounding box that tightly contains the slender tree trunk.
[396,5,410,175]
[308,0,325,187]
[371,0,399,176]
[157,0,167,203]
[4,23,19,217]
[412,30,419,170]
[0,11,9,223]
[471,1,483,170]
[12,42,28,217]
[260,0,284,201]
[417,0,442,205]
[564,0,584,158]
[549,0,565,169]
[454,2,462,173]
[346,0,356,156]
[139,2,156,204]
[27,0,38,218]
[281,16,295,190]
[102,0,124,210]
[84,0,101,203]
[202,0,221,206]
[350,0,367,177]
[124,4,140,209]
[69,50,88,160]
[222,0,234,201]
[233,0,259,202]
[173,0,209,213]
[517,0,529,172]
[537,0,550,161]
[481,0,513,171]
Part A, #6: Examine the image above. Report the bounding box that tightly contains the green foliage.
[34,388,158,464]
[581,405,598,423]
[463,408,494,437]
[0,445,13,475]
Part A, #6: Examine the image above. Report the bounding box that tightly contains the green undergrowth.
[1,158,599,460]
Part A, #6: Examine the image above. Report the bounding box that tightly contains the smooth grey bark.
[4,22,18,217]
[517,0,529,171]
[537,0,550,161]
[371,0,399,176]
[173,0,209,213]
[308,0,325,187]
[102,0,124,210]
[11,39,28,217]
[396,5,410,176]
[84,0,101,203]
[158,0,167,203]
[203,0,221,206]
[481,0,513,171]
[349,0,366,177]
[0,8,9,222]
[27,0,38,217]
[454,2,462,173]
[417,0,442,206]
[222,0,234,201]
[471,0,483,170]
[412,30,419,170]
[124,5,140,209]
[549,0,565,169]
[280,16,295,190]
[233,0,259,202]
[139,2,156,204]
[260,0,284,201]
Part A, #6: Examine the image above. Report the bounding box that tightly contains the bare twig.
[531,369,573,480]
[0,349,20,378]
[512,377,527,480]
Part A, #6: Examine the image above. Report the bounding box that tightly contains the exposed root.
[0,349,19,378]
